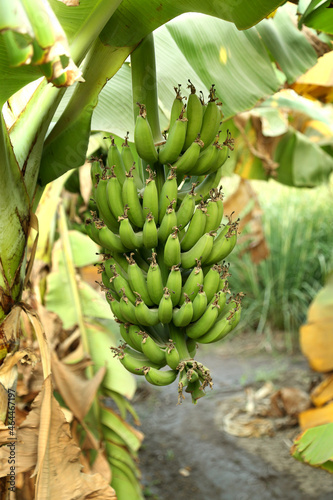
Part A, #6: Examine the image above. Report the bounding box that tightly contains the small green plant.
[227,179,333,351]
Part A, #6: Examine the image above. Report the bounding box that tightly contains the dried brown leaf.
[51,351,106,421]
[269,387,311,418]
[91,450,112,484]
[0,420,11,445]
[0,377,116,499]
[0,305,21,351]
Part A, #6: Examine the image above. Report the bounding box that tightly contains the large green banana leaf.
[39,3,323,184]
[0,0,285,106]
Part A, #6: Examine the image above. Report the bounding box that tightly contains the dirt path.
[132,339,333,500]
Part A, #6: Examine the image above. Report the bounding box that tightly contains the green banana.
[164,228,181,268]
[96,221,129,254]
[107,135,127,185]
[191,285,208,322]
[183,80,204,151]
[159,107,188,165]
[106,293,127,323]
[134,293,159,326]
[215,186,224,224]
[169,84,184,128]
[121,133,143,188]
[176,184,196,229]
[203,264,222,303]
[143,212,158,249]
[205,143,229,174]
[101,269,114,291]
[128,323,147,352]
[126,253,154,306]
[165,341,181,370]
[189,142,219,176]
[186,338,197,358]
[180,259,204,304]
[166,265,182,306]
[172,294,193,327]
[122,166,144,228]
[118,209,143,250]
[104,253,129,277]
[90,158,103,187]
[134,103,158,164]
[180,203,207,251]
[147,253,164,305]
[119,291,138,324]
[95,172,120,233]
[205,192,223,233]
[112,345,163,375]
[110,266,136,304]
[142,167,159,220]
[119,322,142,353]
[172,138,203,176]
[158,287,173,324]
[197,300,242,344]
[158,168,178,224]
[140,332,166,365]
[206,130,233,175]
[144,366,178,386]
[186,295,221,339]
[181,231,215,269]
[193,166,223,200]
[85,217,102,246]
[203,219,239,266]
[214,289,227,311]
[106,166,124,220]
[158,200,177,243]
[199,85,221,151]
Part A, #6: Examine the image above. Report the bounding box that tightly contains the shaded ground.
[132,333,333,500]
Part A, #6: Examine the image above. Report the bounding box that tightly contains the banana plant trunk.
[0,114,32,496]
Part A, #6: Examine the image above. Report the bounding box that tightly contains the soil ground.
[132,332,333,500]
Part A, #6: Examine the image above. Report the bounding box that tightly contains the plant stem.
[130,33,163,144]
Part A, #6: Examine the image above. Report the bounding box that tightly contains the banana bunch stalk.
[86,83,242,403]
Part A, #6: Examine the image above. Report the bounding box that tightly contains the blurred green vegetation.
[225,176,333,351]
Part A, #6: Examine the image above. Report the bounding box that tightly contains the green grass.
[225,177,333,351]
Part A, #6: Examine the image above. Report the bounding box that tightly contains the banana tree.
[2,0,326,497]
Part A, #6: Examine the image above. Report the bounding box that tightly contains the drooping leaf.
[101,406,143,454]
[51,350,106,421]
[86,321,137,399]
[46,258,112,328]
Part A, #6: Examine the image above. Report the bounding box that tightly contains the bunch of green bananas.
[86,81,242,403]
